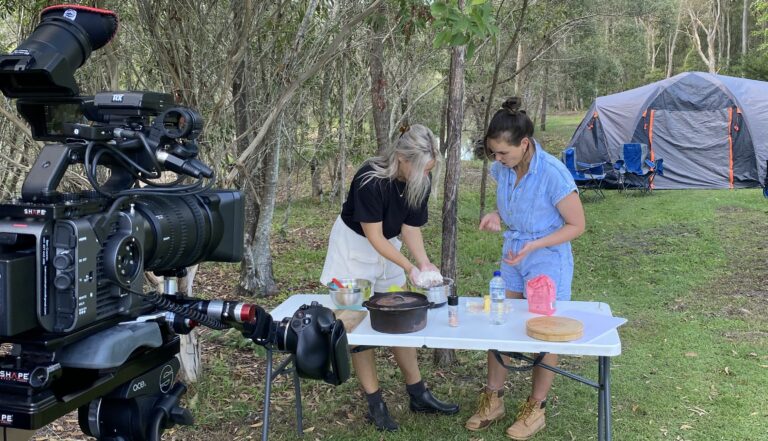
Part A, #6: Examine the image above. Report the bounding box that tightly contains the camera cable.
[131,289,230,331]
[86,140,215,198]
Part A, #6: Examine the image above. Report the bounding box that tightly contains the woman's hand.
[479,211,502,232]
[503,241,540,266]
[408,266,422,286]
[419,262,440,273]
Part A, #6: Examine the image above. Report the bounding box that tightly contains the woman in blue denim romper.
[465,98,585,440]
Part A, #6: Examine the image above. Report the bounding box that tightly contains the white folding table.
[265,294,622,441]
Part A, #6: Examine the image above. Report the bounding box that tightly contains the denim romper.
[490,141,578,300]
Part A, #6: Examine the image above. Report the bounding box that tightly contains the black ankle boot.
[365,401,399,431]
[409,389,460,415]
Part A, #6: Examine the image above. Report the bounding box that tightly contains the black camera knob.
[54,273,74,290]
[53,253,74,269]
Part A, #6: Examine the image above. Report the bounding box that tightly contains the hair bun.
[501,97,522,113]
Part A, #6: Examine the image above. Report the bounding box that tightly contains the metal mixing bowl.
[328,278,371,309]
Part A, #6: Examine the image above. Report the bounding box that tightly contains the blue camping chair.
[614,143,664,194]
[764,160,768,199]
[562,147,607,199]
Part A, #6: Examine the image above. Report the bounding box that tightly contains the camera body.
[0,187,244,338]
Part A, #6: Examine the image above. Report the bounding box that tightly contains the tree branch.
[225,0,384,184]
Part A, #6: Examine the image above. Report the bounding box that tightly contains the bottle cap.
[448,295,458,306]
[493,270,501,277]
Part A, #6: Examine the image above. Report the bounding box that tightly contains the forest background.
[1,0,767,297]
[0,0,766,440]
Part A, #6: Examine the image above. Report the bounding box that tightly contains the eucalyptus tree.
[687,0,722,73]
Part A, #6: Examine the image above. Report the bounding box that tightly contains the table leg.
[603,356,612,441]
[262,348,274,441]
[598,355,604,441]
[598,356,612,441]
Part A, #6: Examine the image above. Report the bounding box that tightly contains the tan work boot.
[505,398,546,440]
[464,388,504,431]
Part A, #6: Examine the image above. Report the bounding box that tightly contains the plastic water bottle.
[489,270,506,325]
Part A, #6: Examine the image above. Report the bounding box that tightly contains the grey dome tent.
[568,72,768,189]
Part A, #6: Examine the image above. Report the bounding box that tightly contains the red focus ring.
[240,304,256,323]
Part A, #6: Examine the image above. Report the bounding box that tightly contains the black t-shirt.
[341,163,429,239]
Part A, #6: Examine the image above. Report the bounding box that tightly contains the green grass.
[173,114,768,441]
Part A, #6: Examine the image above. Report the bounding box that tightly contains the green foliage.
[682,47,708,72]
[430,0,498,59]
[739,52,768,81]
[753,0,768,51]
[643,67,666,84]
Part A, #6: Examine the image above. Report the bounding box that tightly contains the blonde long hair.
[361,124,440,209]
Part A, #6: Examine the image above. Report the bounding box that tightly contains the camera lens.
[132,194,217,272]
[275,317,297,352]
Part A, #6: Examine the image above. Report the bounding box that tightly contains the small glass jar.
[447,295,459,327]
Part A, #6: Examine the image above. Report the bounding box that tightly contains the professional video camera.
[0,5,349,441]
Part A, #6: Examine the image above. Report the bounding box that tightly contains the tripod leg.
[262,348,274,441]
[292,356,303,436]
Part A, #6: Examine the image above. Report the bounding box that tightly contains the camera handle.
[21,143,135,202]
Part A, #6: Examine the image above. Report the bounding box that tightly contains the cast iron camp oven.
[362,291,431,334]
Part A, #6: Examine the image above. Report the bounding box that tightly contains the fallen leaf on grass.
[303,426,315,433]
[686,406,708,416]
[249,422,263,428]
[680,424,693,430]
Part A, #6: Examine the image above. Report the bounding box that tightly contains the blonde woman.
[320,124,459,431]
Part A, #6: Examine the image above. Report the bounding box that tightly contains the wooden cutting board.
[333,309,368,333]
[526,316,584,342]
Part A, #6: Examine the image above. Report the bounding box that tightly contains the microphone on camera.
[155,151,213,179]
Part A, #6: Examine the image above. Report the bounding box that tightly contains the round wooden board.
[526,316,584,342]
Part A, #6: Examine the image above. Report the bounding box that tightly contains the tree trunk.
[400,94,410,129]
[239,121,281,297]
[514,41,523,94]
[229,1,276,297]
[539,57,549,132]
[435,0,467,368]
[370,3,390,154]
[650,22,657,70]
[312,70,333,199]
[667,2,682,78]
[688,2,720,74]
[439,79,449,155]
[337,53,348,209]
[742,0,749,59]
[726,3,731,68]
